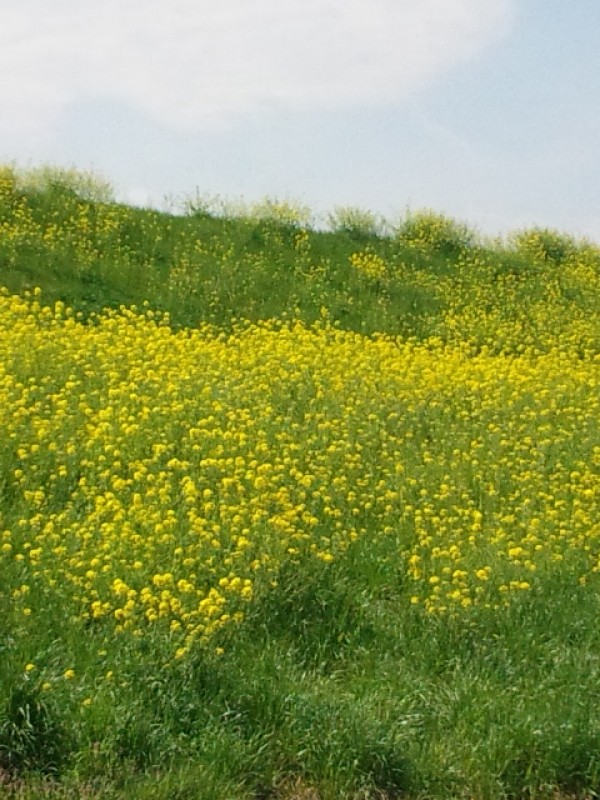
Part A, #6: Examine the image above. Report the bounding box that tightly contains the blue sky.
[1,0,599,240]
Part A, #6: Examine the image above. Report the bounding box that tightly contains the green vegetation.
[2,163,597,354]
[1,165,599,799]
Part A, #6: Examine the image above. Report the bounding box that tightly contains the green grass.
[2,163,597,352]
[1,165,600,799]
[3,552,600,799]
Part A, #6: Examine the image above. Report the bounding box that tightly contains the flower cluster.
[349,250,388,280]
[1,287,599,656]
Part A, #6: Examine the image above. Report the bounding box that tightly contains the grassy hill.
[2,164,598,352]
[1,165,600,800]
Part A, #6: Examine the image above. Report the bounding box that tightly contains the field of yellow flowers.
[1,167,600,800]
[3,288,599,641]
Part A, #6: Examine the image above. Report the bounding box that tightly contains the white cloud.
[0,0,514,144]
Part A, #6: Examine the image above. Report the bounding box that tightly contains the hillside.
[2,165,599,352]
[1,166,600,800]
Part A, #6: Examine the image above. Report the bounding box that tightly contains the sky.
[1,0,599,240]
